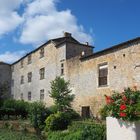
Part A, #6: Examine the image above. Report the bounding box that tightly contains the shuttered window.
[98,63,108,86]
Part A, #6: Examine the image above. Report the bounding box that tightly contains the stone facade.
[0,62,11,98]
[5,33,140,117]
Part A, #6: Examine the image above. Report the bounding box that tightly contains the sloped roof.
[81,37,140,60]
[12,36,90,65]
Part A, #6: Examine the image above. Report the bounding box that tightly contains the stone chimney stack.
[64,32,72,37]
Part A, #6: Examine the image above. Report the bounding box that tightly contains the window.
[20,75,24,84]
[28,55,32,64]
[28,92,31,101]
[40,48,44,58]
[98,63,108,87]
[28,72,32,82]
[61,63,64,75]
[40,68,45,80]
[81,106,90,118]
[40,89,44,101]
[21,93,23,100]
[21,60,24,68]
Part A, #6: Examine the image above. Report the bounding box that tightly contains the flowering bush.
[103,87,140,121]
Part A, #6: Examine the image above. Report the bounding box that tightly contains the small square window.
[61,63,64,75]
[28,92,31,101]
[40,89,44,101]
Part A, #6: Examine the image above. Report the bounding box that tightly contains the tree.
[49,77,75,112]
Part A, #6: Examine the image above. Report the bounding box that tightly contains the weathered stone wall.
[11,36,140,118]
[66,40,140,117]
[11,42,64,105]
[0,62,11,98]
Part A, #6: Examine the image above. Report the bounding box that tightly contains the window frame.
[39,68,45,80]
[98,63,108,87]
[28,92,31,101]
[61,63,64,76]
[40,89,45,101]
[28,72,32,83]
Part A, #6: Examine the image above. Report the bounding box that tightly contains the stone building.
[5,32,140,117]
[0,62,11,99]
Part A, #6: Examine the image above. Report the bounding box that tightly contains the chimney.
[64,32,72,37]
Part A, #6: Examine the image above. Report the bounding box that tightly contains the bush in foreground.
[45,110,80,131]
[0,99,29,119]
[28,102,51,133]
[47,121,106,140]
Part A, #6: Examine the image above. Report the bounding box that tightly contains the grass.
[0,129,39,140]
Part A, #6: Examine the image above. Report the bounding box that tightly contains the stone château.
[1,32,140,117]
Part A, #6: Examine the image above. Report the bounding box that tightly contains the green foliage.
[45,112,70,131]
[28,102,51,132]
[47,121,106,140]
[49,77,75,112]
[45,110,79,131]
[102,87,140,121]
[47,130,83,140]
[99,105,110,120]
[0,99,29,119]
[0,129,38,140]
[48,105,58,114]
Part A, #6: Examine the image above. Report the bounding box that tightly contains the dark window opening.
[81,106,90,118]
[28,92,31,101]
[61,63,64,75]
[98,64,108,87]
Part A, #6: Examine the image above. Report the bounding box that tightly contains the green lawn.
[0,129,39,140]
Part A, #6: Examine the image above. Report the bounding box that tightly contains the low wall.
[107,117,140,140]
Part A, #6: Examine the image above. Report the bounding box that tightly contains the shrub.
[47,121,106,140]
[47,130,83,140]
[28,102,51,133]
[45,110,80,131]
[0,99,29,119]
[48,105,58,114]
[99,105,110,120]
[45,112,70,131]
[103,87,140,121]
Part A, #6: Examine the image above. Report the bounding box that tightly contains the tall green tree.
[49,77,75,112]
